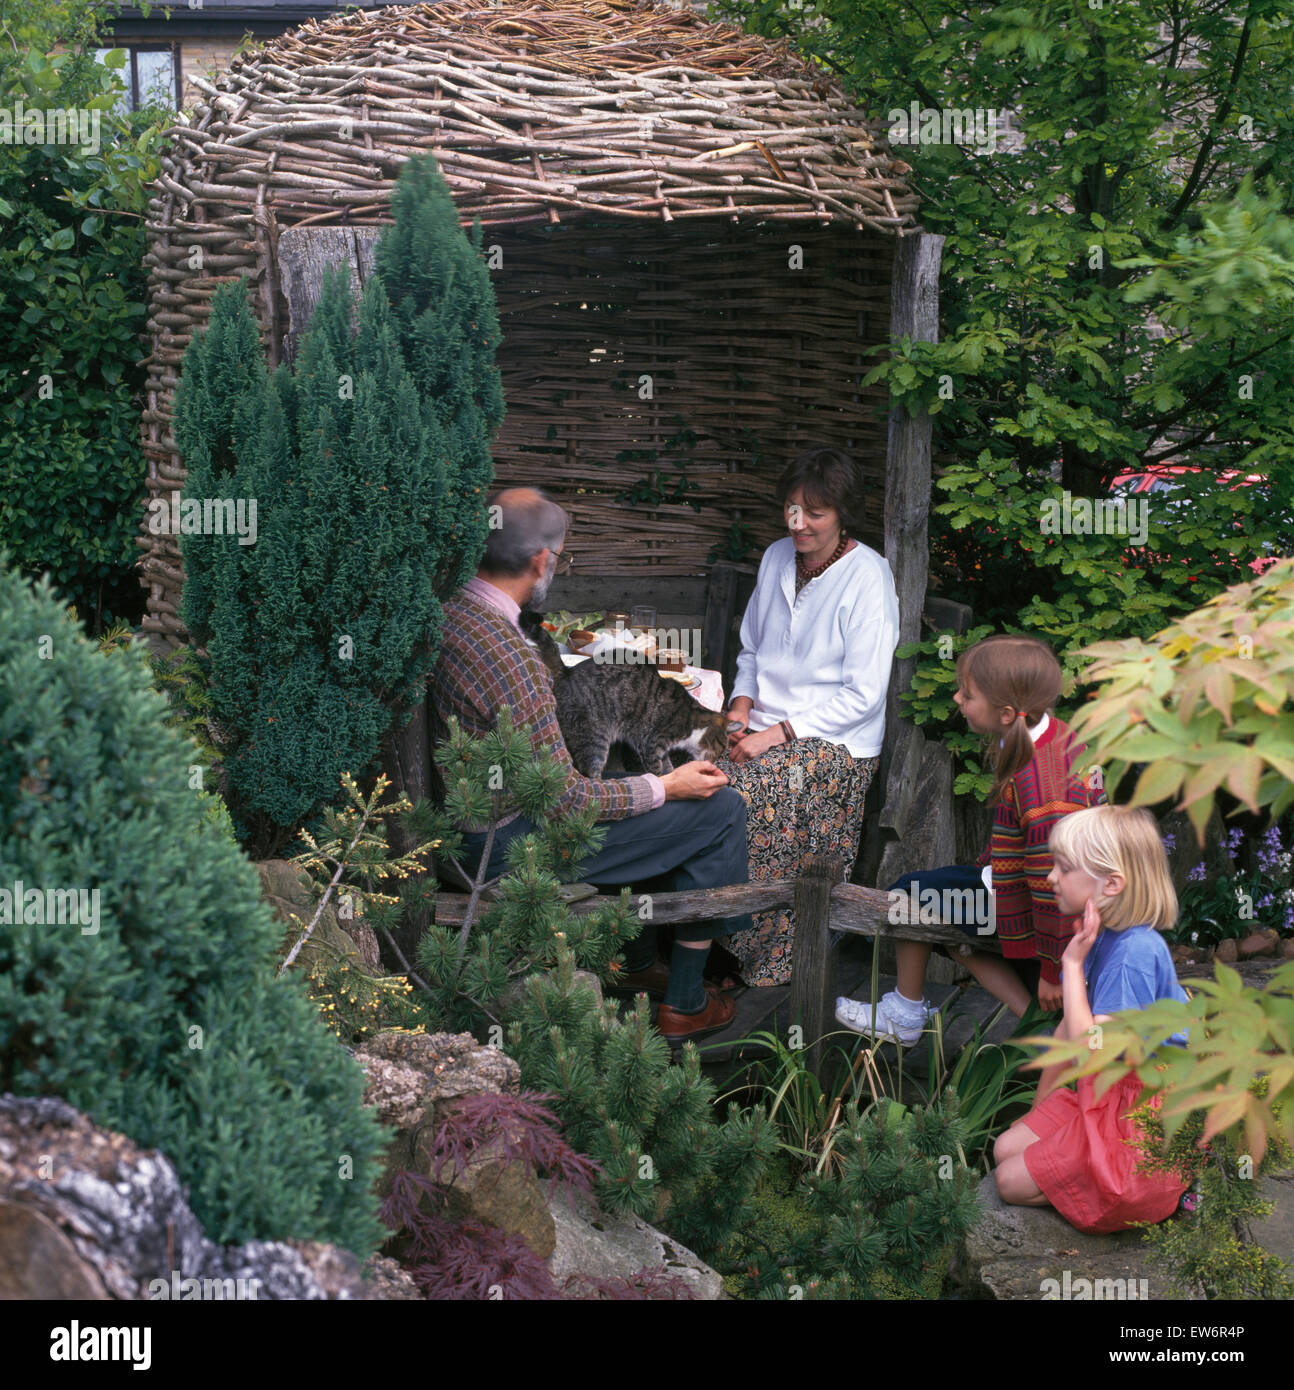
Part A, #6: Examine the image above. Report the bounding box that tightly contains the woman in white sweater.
[716,448,899,987]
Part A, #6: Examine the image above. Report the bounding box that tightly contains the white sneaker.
[834,991,930,1047]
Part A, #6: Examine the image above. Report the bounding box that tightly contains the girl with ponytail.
[837,635,1104,1045]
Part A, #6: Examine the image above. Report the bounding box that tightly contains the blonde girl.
[993,805,1191,1234]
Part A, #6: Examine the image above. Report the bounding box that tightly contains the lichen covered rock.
[0,1094,403,1300]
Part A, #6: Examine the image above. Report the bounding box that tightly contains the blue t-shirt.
[1077,924,1189,1047]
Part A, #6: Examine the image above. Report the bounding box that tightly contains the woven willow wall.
[138,0,918,644]
[488,220,894,573]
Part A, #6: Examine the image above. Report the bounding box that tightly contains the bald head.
[480,487,569,578]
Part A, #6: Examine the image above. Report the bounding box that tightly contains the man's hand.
[662,761,729,800]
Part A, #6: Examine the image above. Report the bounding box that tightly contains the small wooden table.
[559,652,726,711]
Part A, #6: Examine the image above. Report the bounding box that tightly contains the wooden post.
[701,561,739,676]
[861,231,945,888]
[275,226,380,362]
[885,231,944,674]
[789,854,842,1083]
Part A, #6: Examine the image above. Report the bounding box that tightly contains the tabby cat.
[519,610,566,681]
[519,612,735,778]
[556,660,737,777]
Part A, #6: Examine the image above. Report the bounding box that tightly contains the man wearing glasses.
[430,487,750,1044]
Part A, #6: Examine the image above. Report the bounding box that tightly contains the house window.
[95,45,181,113]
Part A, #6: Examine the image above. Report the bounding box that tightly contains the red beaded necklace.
[795,533,850,593]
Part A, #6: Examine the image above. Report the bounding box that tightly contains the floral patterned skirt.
[712,739,879,987]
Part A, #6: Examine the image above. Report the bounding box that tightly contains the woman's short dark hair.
[774,447,866,535]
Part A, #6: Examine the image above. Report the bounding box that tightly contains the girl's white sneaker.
[834,991,929,1047]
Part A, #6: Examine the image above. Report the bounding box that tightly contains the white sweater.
[730,537,900,759]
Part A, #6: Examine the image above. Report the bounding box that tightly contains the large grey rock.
[354,1030,522,1201]
[356,1030,520,1111]
[359,1253,422,1300]
[0,1199,109,1299]
[1250,1171,1294,1267]
[0,1094,398,1300]
[957,1172,1197,1301]
[548,1187,721,1299]
[257,858,380,974]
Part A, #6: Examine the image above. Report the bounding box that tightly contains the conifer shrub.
[414,715,777,1254]
[174,154,502,855]
[89,614,230,838]
[715,1096,981,1299]
[373,155,503,598]
[0,563,387,1254]
[416,712,637,1030]
[506,954,775,1253]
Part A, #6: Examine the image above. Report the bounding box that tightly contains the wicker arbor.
[137,0,933,650]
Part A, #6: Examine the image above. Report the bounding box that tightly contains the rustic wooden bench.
[432,853,1001,1080]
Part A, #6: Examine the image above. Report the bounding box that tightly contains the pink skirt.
[1021,1072,1189,1235]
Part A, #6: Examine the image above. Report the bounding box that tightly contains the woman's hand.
[1061,898,1102,973]
[729,725,780,764]
[725,699,752,747]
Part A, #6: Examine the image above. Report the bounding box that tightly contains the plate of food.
[658,670,701,690]
[543,611,604,646]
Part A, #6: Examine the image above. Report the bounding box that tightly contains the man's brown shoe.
[607,960,670,1000]
[656,990,736,1044]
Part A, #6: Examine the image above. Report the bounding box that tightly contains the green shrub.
[0,561,387,1254]
[0,21,164,630]
[372,154,502,597]
[1131,1086,1293,1300]
[175,154,502,855]
[715,1096,981,1299]
[506,957,774,1254]
[1069,557,1294,838]
[417,715,776,1255]
[287,770,438,1043]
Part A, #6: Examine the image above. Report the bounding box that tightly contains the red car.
[1109,463,1285,577]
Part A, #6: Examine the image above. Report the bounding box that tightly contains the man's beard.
[528,568,553,609]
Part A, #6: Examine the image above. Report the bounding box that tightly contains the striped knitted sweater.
[429,589,655,830]
[976,717,1105,984]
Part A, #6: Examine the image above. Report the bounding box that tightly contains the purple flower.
[1227,829,1244,853]
[1187,862,1207,883]
[1257,825,1284,873]
[1257,893,1275,910]
[1161,832,1177,853]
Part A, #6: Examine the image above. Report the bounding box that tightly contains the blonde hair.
[1048,805,1178,931]
[956,635,1063,807]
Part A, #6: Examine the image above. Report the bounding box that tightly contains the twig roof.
[175,0,918,232]
[139,0,920,643]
